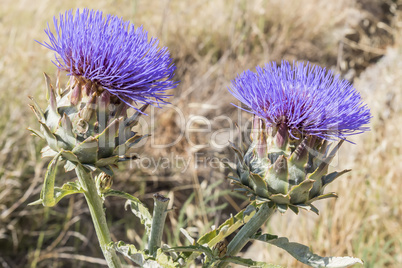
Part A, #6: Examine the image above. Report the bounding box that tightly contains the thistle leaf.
[103,190,152,235]
[267,237,363,268]
[112,241,146,266]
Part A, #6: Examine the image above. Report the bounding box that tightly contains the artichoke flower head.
[228,61,371,214]
[29,9,177,175]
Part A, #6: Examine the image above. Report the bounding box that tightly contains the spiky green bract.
[229,116,351,214]
[29,73,147,175]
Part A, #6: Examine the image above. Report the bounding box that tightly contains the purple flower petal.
[229,61,371,141]
[39,9,178,109]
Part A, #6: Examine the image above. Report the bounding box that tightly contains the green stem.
[148,193,170,255]
[219,202,275,267]
[76,165,122,268]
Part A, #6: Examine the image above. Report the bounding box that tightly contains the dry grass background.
[0,0,401,267]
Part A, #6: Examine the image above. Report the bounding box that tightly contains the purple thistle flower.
[229,60,371,141]
[39,9,177,108]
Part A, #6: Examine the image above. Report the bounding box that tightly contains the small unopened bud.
[212,239,228,257]
[98,173,113,192]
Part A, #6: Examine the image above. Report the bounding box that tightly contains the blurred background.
[0,0,401,267]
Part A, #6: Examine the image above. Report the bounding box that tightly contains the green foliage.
[104,189,153,236]
[259,237,363,268]
[112,241,178,268]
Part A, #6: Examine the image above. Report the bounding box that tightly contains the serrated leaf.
[267,237,363,268]
[112,241,146,266]
[103,190,152,235]
[113,241,177,268]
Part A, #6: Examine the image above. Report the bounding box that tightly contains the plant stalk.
[219,202,275,267]
[148,193,170,255]
[76,165,122,268]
